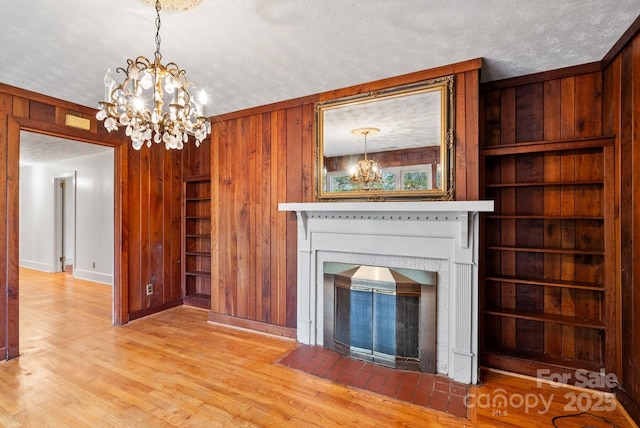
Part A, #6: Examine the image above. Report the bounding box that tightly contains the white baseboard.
[73,269,113,285]
[19,259,53,272]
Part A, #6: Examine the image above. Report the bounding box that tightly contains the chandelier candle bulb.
[103,69,115,102]
[198,89,207,117]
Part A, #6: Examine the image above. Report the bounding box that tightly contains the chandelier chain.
[154,0,162,63]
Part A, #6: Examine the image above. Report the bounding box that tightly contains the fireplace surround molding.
[279,201,494,384]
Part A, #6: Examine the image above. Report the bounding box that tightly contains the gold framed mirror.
[316,76,454,200]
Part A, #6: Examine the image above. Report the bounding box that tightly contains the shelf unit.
[182,176,212,309]
[480,138,614,375]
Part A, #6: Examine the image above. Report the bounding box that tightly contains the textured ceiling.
[2,1,639,163]
[1,0,638,118]
[20,131,112,166]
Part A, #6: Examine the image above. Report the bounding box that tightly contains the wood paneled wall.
[207,102,316,334]
[603,28,640,408]
[205,59,482,334]
[126,143,186,320]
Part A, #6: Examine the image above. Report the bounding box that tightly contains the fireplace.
[325,263,436,373]
[279,201,493,384]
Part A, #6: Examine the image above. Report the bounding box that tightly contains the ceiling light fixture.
[349,127,383,190]
[96,0,210,150]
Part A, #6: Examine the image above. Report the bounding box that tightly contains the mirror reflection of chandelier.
[96,0,211,150]
[349,127,383,190]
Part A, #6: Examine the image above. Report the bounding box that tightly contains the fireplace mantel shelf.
[279,201,494,249]
[279,200,494,213]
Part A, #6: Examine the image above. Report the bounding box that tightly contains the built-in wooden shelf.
[480,136,615,156]
[480,128,611,377]
[485,308,605,329]
[481,348,603,374]
[486,215,604,220]
[182,177,212,309]
[185,251,210,257]
[485,180,603,188]
[486,246,604,256]
[484,275,604,292]
[183,293,210,310]
[185,270,212,277]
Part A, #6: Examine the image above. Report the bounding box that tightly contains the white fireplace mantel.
[279,200,494,384]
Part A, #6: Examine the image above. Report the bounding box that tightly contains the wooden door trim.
[7,117,128,359]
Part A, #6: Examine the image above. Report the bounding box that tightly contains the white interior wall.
[19,150,114,285]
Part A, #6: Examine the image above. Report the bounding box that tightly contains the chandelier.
[349,127,383,190]
[96,0,211,150]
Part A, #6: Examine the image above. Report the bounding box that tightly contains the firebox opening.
[324,263,436,373]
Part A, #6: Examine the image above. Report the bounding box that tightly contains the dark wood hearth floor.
[278,344,469,419]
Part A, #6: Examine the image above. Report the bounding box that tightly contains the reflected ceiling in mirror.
[316,76,454,200]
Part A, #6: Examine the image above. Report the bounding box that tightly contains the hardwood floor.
[0,268,636,427]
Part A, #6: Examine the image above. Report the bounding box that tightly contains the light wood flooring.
[0,268,636,427]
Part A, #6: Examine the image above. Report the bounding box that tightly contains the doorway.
[53,174,75,273]
[3,112,128,360]
[19,131,115,286]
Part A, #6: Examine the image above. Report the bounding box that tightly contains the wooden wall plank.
[149,145,164,307]
[275,109,288,326]
[6,118,19,358]
[226,119,238,317]
[543,80,562,140]
[501,88,516,144]
[515,83,544,143]
[28,101,55,124]
[560,77,576,139]
[483,90,501,146]
[285,106,302,327]
[455,73,468,199]
[0,113,8,357]
[163,151,172,303]
[630,34,640,401]
[603,55,622,379]
[574,73,603,138]
[236,116,250,319]
[247,115,258,321]
[260,113,272,323]
[127,150,142,314]
[252,114,264,321]
[12,97,28,118]
[465,70,480,200]
[140,147,151,309]
[269,112,280,325]
[301,103,314,202]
